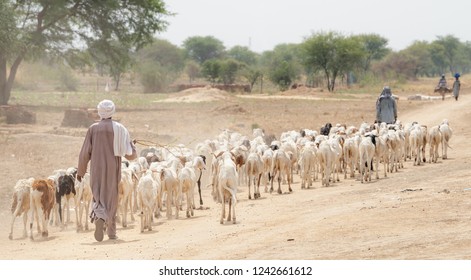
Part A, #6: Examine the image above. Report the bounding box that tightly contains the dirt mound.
[0,105,36,124]
[158,86,231,103]
[280,85,324,96]
[213,104,247,114]
[61,108,98,127]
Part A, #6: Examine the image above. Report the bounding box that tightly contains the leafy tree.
[183,36,226,65]
[401,41,434,77]
[184,60,201,84]
[455,42,471,74]
[201,59,222,84]
[200,58,242,85]
[219,59,242,85]
[227,46,259,66]
[138,61,167,93]
[372,51,417,80]
[302,32,364,91]
[261,44,301,91]
[0,0,170,105]
[354,34,390,72]
[434,35,461,75]
[240,66,262,92]
[136,39,184,92]
[87,40,132,91]
[429,42,447,75]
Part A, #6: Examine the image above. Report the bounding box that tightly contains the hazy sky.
[159,0,471,53]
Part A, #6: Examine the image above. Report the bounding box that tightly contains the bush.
[138,62,178,93]
[57,67,78,91]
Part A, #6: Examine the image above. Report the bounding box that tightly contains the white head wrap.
[97,99,115,119]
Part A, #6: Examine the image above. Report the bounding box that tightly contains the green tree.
[87,40,132,91]
[183,36,226,65]
[0,0,170,105]
[434,35,461,75]
[401,41,434,77]
[429,42,447,75]
[219,59,242,85]
[355,34,390,72]
[455,42,471,74]
[302,32,364,92]
[240,66,262,92]
[261,44,301,91]
[372,51,417,80]
[184,60,201,84]
[136,39,184,92]
[227,46,259,65]
[201,59,222,84]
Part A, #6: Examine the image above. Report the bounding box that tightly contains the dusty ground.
[1,86,471,260]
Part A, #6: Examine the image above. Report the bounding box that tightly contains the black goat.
[320,123,333,136]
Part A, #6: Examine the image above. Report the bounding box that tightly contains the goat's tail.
[223,185,237,204]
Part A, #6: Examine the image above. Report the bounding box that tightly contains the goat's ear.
[214,151,223,159]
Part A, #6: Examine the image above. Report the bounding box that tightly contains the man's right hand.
[76,175,82,182]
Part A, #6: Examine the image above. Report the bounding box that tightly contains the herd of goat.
[8,119,453,240]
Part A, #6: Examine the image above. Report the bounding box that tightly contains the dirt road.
[1,89,470,261]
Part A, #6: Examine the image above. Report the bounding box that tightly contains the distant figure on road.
[436,74,450,91]
[453,73,461,101]
[376,86,397,125]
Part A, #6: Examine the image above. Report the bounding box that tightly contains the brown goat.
[29,179,55,240]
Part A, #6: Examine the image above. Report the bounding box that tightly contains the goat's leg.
[197,170,203,206]
[287,171,292,192]
[84,202,89,230]
[277,174,282,194]
[22,212,28,238]
[227,197,232,222]
[220,198,225,224]
[166,189,172,219]
[269,170,277,194]
[231,195,236,224]
[248,175,252,199]
[9,212,17,240]
[255,174,262,198]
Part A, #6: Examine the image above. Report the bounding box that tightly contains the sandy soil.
[1,87,470,260]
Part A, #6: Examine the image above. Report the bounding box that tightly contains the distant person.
[437,74,449,90]
[376,86,397,124]
[77,99,137,242]
[453,73,461,101]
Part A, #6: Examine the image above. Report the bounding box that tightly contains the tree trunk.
[0,56,8,105]
[324,70,332,92]
[114,74,121,91]
[0,54,24,105]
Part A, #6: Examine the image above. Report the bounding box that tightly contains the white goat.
[9,177,35,240]
[317,139,334,187]
[137,169,160,232]
[261,148,274,192]
[212,151,238,224]
[343,135,360,179]
[160,158,182,219]
[74,173,92,232]
[439,119,452,159]
[270,148,293,194]
[298,141,317,189]
[245,152,263,199]
[428,125,442,163]
[359,135,376,183]
[178,163,197,218]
